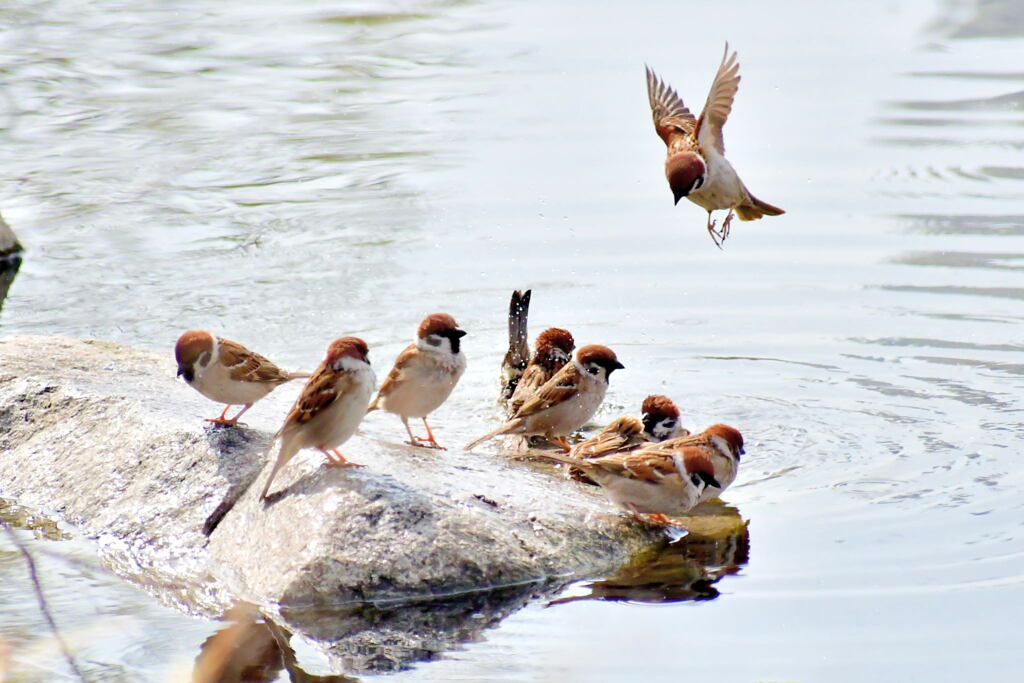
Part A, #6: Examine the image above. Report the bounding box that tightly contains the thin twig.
[0,518,88,682]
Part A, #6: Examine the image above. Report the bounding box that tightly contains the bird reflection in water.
[549,503,749,606]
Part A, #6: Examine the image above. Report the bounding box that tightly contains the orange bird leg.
[554,436,571,452]
[419,417,446,450]
[320,448,364,468]
[705,211,724,250]
[721,209,735,242]
[644,513,687,529]
[402,417,428,448]
[205,405,234,425]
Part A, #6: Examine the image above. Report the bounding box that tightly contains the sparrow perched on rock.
[631,424,744,502]
[367,313,467,449]
[500,289,532,402]
[506,327,576,417]
[174,330,310,425]
[646,44,784,247]
[259,337,375,501]
[466,344,624,451]
[535,446,721,526]
[572,394,689,461]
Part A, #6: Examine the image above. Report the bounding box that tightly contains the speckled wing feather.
[632,431,712,459]
[573,415,646,459]
[368,343,417,409]
[218,338,294,384]
[277,364,348,434]
[512,362,583,419]
[507,361,554,416]
[646,65,696,144]
[585,449,679,483]
[695,44,740,155]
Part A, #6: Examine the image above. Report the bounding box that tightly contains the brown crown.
[326,337,370,364]
[704,424,744,454]
[174,330,214,366]
[576,344,623,370]
[641,395,679,420]
[535,328,575,354]
[417,313,461,338]
[667,152,706,198]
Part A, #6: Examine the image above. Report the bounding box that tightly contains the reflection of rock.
[277,579,569,674]
[0,335,661,674]
[0,211,22,257]
[932,0,1024,38]
[548,504,749,606]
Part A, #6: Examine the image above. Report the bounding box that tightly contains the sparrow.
[466,344,624,452]
[506,327,576,417]
[534,446,721,526]
[646,44,784,247]
[631,423,744,502]
[367,313,467,449]
[174,330,310,425]
[500,289,532,402]
[572,394,689,461]
[259,337,375,501]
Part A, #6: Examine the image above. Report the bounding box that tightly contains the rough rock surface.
[0,335,658,671]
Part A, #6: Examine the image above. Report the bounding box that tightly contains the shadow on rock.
[547,503,750,606]
[201,425,272,536]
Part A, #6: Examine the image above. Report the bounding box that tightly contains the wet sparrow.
[466,344,624,451]
[367,313,467,449]
[506,327,576,417]
[632,423,744,502]
[646,44,784,247]
[536,446,721,525]
[259,337,375,501]
[572,394,689,461]
[174,330,310,425]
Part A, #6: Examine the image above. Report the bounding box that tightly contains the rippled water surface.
[2,0,1024,680]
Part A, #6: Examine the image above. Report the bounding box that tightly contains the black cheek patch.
[440,330,462,354]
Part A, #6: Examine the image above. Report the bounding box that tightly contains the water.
[2,0,1023,679]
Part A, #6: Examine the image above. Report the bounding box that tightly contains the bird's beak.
[452,329,468,339]
[673,189,686,205]
[612,360,625,370]
[176,364,186,378]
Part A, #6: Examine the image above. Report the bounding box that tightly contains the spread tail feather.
[735,194,784,221]
[286,370,313,380]
[465,418,524,451]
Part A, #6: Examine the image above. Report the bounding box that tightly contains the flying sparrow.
[631,423,744,502]
[466,344,624,452]
[367,313,467,449]
[506,327,576,417]
[572,394,690,461]
[259,337,375,501]
[646,44,784,247]
[535,446,721,526]
[500,289,532,402]
[174,330,310,425]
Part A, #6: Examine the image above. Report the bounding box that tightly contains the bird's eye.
[691,474,702,487]
[586,363,600,375]
[426,335,442,347]
[661,420,675,430]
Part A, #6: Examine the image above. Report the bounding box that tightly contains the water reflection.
[548,505,749,606]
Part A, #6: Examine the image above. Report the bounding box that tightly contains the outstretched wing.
[646,65,696,145]
[695,43,740,155]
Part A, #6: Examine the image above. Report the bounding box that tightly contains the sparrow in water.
[466,344,624,451]
[174,330,310,425]
[506,327,576,417]
[572,394,689,461]
[646,44,784,247]
[631,423,744,502]
[500,289,532,402]
[535,446,721,526]
[367,313,467,449]
[259,337,375,501]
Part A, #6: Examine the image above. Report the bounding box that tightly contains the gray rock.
[0,335,658,673]
[0,211,22,258]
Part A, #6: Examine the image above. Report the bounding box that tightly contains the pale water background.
[2,0,1024,680]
